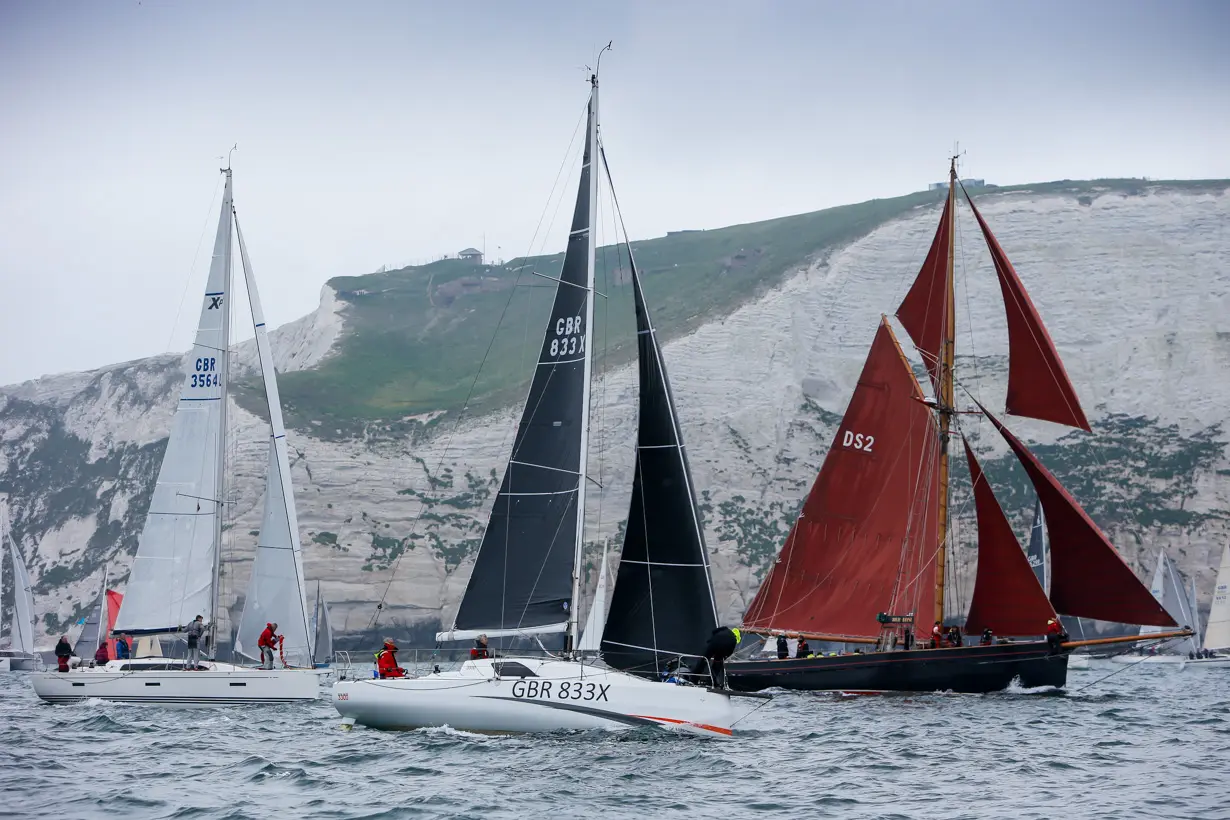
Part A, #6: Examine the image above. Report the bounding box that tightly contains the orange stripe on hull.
[632,714,733,736]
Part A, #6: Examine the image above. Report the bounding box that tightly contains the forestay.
[441,89,597,642]
[114,174,233,636]
[232,215,313,668]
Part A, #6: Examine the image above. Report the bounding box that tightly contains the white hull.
[333,657,758,737]
[30,658,322,706]
[0,651,42,671]
[1110,654,1192,666]
[1185,656,1230,669]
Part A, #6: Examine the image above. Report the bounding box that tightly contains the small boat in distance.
[30,166,320,706]
[1,501,41,671]
[727,159,1190,695]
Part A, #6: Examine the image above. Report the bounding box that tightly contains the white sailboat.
[1189,542,1230,668]
[31,167,320,705]
[334,64,764,736]
[1,500,41,671]
[1112,551,1200,665]
[310,580,334,667]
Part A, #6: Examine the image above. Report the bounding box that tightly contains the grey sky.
[2,1,1227,384]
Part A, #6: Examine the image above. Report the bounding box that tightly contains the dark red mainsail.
[962,438,1057,635]
[963,189,1091,432]
[980,405,1174,627]
[743,319,940,638]
[896,193,953,395]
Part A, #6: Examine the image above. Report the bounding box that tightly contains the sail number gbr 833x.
[548,316,585,359]
[510,679,611,702]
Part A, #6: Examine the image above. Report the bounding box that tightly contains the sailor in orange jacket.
[376,639,406,678]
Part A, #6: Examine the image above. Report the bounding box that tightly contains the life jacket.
[471,644,489,659]
[1046,620,1063,636]
[258,625,276,649]
[731,628,742,645]
[376,647,405,678]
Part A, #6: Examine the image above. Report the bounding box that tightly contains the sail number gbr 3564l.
[510,678,610,702]
[190,357,220,388]
[548,315,585,359]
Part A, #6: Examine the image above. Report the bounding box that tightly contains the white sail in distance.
[3,503,36,654]
[577,544,611,652]
[1205,542,1230,652]
[231,213,313,668]
[311,581,334,664]
[1141,552,1199,654]
[114,174,233,636]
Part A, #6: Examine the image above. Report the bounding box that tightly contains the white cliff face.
[3,185,1228,645]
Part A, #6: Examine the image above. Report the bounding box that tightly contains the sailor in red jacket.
[470,634,490,660]
[376,639,406,678]
[258,622,279,670]
[1045,618,1067,653]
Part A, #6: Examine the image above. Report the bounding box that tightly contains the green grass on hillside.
[243,178,1226,438]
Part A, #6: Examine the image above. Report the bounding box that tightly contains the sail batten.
[113,174,233,636]
[445,87,597,640]
[962,189,1091,432]
[962,439,1057,635]
[979,405,1174,627]
[743,319,940,639]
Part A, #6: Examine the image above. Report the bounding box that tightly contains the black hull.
[726,641,1068,694]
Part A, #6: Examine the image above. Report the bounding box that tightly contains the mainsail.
[743,319,940,639]
[441,81,597,642]
[3,504,36,654]
[232,214,313,668]
[1026,497,1047,590]
[962,441,1057,635]
[600,246,719,676]
[114,173,233,636]
[312,581,334,664]
[1205,543,1228,651]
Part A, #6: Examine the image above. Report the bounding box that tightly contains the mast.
[934,157,957,625]
[567,71,599,653]
[208,166,233,654]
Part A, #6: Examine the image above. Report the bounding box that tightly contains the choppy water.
[2,664,1226,820]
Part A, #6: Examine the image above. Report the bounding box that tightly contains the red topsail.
[962,439,1057,635]
[963,190,1091,432]
[743,319,940,639]
[896,193,953,395]
[979,405,1175,627]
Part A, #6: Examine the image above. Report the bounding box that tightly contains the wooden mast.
[934,157,958,625]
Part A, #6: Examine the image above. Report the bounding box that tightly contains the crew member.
[776,634,789,660]
[694,625,741,686]
[114,634,131,660]
[258,622,280,670]
[54,635,74,672]
[947,625,963,648]
[376,638,406,678]
[471,634,490,660]
[931,621,943,649]
[795,636,811,659]
[1045,617,1067,653]
[980,628,993,646]
[94,641,110,665]
[184,615,205,670]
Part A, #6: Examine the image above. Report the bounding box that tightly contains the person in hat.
[470,634,490,660]
[376,638,406,678]
[1045,617,1067,653]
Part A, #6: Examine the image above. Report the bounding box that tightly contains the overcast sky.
[2,0,1227,384]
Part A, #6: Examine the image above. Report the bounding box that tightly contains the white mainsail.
[114,174,233,636]
[311,581,334,664]
[231,214,313,668]
[3,503,36,654]
[1205,542,1230,652]
[577,544,611,652]
[1141,552,1199,654]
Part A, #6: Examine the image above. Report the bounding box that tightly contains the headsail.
[1026,496,1047,591]
[114,173,232,636]
[896,194,954,394]
[232,213,313,668]
[962,440,1057,635]
[577,543,610,653]
[600,244,719,677]
[74,569,109,656]
[3,503,36,654]
[979,405,1174,627]
[743,319,940,639]
[1205,542,1228,651]
[963,189,1091,432]
[441,80,597,642]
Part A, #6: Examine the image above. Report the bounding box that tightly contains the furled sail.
[441,86,597,641]
[233,215,313,668]
[962,440,1057,635]
[962,190,1091,432]
[577,543,610,653]
[743,319,941,639]
[114,174,232,636]
[979,405,1174,627]
[74,569,108,656]
[4,504,36,654]
[1204,542,1228,652]
[1025,496,1047,590]
[896,193,953,393]
[600,250,719,677]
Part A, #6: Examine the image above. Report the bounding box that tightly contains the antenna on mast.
[222,143,238,174]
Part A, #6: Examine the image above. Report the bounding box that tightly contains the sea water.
[1,664,1224,819]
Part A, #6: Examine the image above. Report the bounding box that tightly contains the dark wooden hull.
[726,641,1069,694]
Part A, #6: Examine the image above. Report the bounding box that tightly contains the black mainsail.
[441,81,597,642]
[599,183,719,677]
[1026,496,1046,590]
